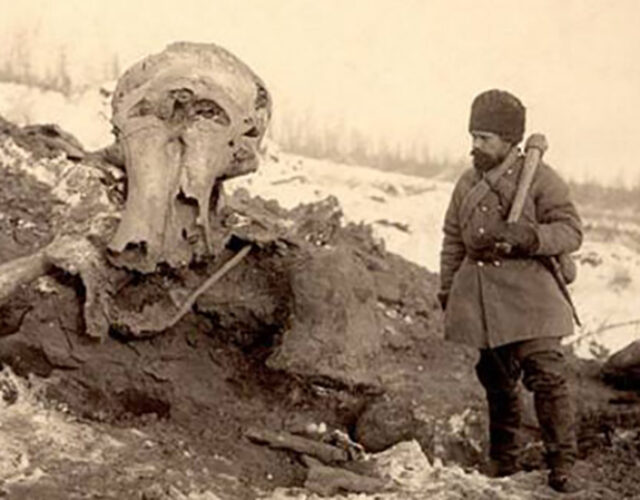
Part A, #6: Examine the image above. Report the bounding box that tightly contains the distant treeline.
[0,29,120,95]
[568,180,640,213]
[270,117,467,180]
[274,121,640,213]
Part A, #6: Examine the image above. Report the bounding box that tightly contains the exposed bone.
[107,42,271,273]
[0,251,49,307]
[0,236,110,340]
[44,236,112,340]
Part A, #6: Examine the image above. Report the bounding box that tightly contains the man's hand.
[494,221,539,257]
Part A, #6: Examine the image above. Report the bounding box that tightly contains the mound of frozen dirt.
[2,118,640,499]
[0,118,490,498]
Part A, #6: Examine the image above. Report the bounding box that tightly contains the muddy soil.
[1,121,640,499]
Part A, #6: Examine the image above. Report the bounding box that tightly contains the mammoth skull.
[107,42,271,273]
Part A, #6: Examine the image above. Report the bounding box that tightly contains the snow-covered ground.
[227,143,453,273]
[229,143,640,361]
[1,81,638,361]
[0,82,114,150]
[569,241,640,358]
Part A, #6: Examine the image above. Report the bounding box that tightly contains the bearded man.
[438,89,582,493]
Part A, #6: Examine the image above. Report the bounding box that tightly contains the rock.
[267,245,383,388]
[0,116,85,161]
[602,340,640,389]
[355,394,418,453]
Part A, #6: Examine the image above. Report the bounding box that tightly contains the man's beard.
[471,149,502,172]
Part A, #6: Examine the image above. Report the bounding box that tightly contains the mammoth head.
[107,42,271,273]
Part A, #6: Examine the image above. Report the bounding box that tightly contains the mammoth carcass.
[0,41,435,392]
[0,41,272,338]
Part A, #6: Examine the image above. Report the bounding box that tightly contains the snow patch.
[0,82,113,150]
[266,440,550,499]
[0,368,123,487]
[568,241,640,358]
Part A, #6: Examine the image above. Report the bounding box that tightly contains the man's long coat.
[439,150,582,348]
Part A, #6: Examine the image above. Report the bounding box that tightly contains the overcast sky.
[1,0,639,185]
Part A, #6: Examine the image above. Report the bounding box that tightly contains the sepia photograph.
[0,1,639,498]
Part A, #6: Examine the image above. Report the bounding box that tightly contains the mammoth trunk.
[107,123,230,273]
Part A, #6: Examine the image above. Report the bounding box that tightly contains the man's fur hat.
[469,89,526,145]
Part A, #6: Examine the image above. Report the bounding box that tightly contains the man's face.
[470,131,512,172]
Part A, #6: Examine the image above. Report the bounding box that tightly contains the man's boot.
[476,348,523,478]
[487,457,519,478]
[522,351,581,494]
[485,388,522,478]
[548,466,581,494]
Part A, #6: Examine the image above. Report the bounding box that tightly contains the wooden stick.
[166,245,252,329]
[302,455,390,496]
[507,133,548,223]
[245,427,349,464]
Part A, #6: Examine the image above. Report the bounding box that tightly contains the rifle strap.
[459,147,519,229]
